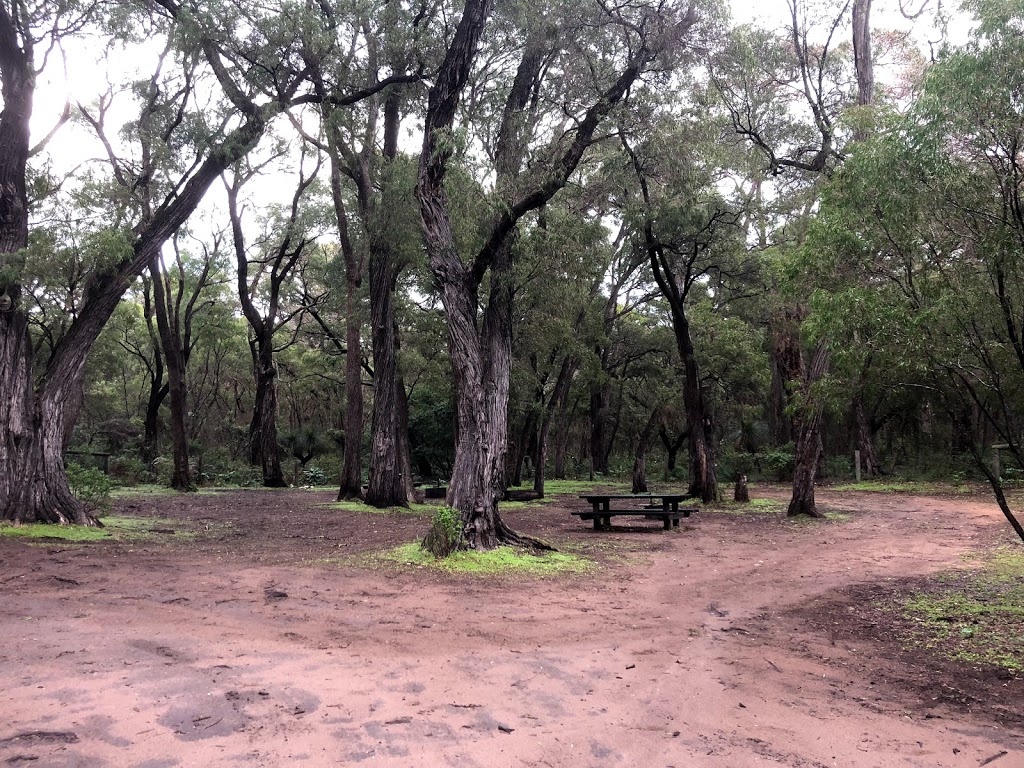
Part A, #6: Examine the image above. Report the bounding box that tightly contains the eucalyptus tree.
[619,111,752,503]
[506,196,615,497]
[807,3,1024,541]
[417,0,706,549]
[227,156,324,488]
[288,0,434,505]
[711,0,869,515]
[0,0,418,524]
[147,233,224,489]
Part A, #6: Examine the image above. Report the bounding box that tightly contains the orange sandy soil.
[0,485,1020,767]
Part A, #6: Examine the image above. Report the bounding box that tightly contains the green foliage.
[109,455,151,485]
[421,506,463,558]
[761,445,795,481]
[300,465,327,486]
[65,462,114,517]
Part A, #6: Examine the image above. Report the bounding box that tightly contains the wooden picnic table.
[573,493,697,531]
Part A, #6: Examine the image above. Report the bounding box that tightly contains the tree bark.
[535,356,578,497]
[364,90,414,507]
[149,255,194,491]
[248,330,286,487]
[659,425,687,481]
[364,249,408,506]
[852,0,874,109]
[329,140,366,500]
[853,390,880,478]
[787,342,830,517]
[631,407,661,493]
[589,382,613,475]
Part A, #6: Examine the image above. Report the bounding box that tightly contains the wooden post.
[855,450,861,483]
[993,444,1009,481]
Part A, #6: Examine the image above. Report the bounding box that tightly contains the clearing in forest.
[0,485,1020,767]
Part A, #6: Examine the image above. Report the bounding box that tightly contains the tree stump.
[734,475,750,503]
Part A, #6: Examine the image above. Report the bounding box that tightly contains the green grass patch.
[830,480,970,495]
[713,497,786,515]
[0,522,112,542]
[376,542,594,576]
[896,547,1024,672]
[327,500,437,516]
[110,484,178,498]
[0,515,226,544]
[525,479,631,496]
[784,510,852,526]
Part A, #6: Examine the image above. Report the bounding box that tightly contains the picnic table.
[573,493,697,531]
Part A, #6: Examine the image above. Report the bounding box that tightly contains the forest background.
[3,0,1024,548]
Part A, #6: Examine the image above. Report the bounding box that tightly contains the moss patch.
[110,485,178,499]
[375,542,594,576]
[529,479,631,496]
[0,522,112,542]
[894,547,1024,672]
[0,515,225,544]
[328,500,436,516]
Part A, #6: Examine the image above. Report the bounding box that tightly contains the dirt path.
[0,488,1020,767]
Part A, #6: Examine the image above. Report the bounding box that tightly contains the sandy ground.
[0,486,1021,767]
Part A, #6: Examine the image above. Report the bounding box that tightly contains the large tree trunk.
[0,24,90,524]
[853,390,880,478]
[141,380,168,466]
[416,0,677,547]
[149,257,194,491]
[438,241,518,549]
[589,381,612,475]
[338,273,364,498]
[659,426,687,481]
[365,250,409,506]
[631,407,661,494]
[672,306,718,503]
[787,342,830,517]
[535,356,578,497]
[249,334,286,487]
[330,142,366,500]
[0,310,95,524]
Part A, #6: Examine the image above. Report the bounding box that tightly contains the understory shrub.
[422,506,462,558]
[66,462,114,517]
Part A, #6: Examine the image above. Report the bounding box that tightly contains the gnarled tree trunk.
[787,342,830,517]
[631,406,661,494]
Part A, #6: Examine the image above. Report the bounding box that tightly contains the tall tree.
[227,159,320,488]
[417,0,700,549]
